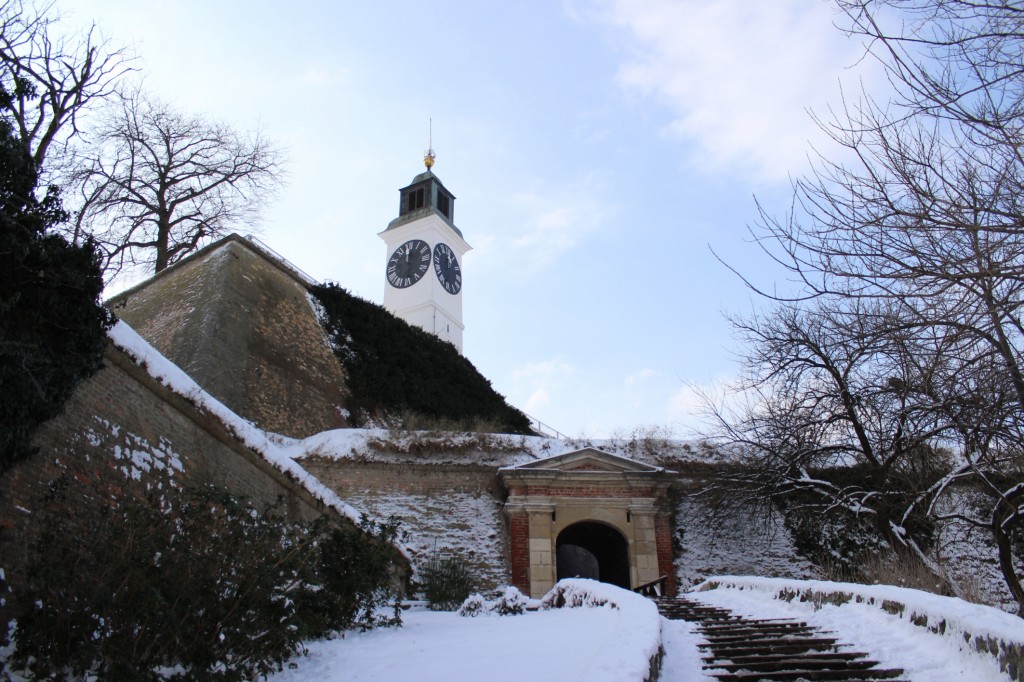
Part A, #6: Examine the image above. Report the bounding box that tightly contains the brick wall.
[654,512,677,596]
[509,512,530,593]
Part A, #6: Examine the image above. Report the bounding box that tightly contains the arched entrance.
[501,447,676,597]
[556,521,630,589]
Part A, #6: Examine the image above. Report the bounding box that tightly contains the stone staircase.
[656,597,907,681]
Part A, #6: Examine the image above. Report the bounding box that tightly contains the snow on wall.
[935,496,1023,613]
[87,417,184,491]
[674,497,818,589]
[540,579,663,681]
[107,320,363,525]
[342,486,509,592]
[287,427,572,468]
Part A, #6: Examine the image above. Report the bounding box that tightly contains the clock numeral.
[387,239,432,289]
[432,242,462,295]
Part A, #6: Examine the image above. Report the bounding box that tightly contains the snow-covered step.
[655,597,907,682]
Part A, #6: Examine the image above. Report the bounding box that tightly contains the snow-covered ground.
[267,578,1024,682]
[268,580,663,682]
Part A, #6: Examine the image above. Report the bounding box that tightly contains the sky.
[57,0,881,439]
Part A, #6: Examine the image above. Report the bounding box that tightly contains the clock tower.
[379,151,472,353]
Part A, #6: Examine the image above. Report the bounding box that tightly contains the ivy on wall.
[310,283,531,434]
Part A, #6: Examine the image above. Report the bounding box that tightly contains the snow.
[268,579,665,682]
[113,432,183,483]
[107,321,363,525]
[262,576,1024,682]
[286,427,574,468]
[674,498,817,589]
[285,426,724,470]
[659,618,711,681]
[101,321,1024,681]
[692,576,1024,681]
[344,487,509,590]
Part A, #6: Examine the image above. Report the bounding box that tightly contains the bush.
[306,515,404,633]
[490,586,528,616]
[420,554,474,611]
[7,479,401,680]
[456,593,487,618]
[455,586,528,618]
[782,503,888,575]
[310,283,532,433]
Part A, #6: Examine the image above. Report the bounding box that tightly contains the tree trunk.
[992,493,1024,617]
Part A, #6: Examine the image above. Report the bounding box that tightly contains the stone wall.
[671,495,818,590]
[110,236,350,439]
[301,458,512,593]
[0,343,346,591]
[301,456,819,598]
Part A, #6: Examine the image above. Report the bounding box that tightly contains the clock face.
[386,239,431,289]
[433,243,462,295]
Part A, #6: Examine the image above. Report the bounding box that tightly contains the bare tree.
[0,0,130,173]
[706,299,956,560]
[712,0,1024,612]
[76,90,284,275]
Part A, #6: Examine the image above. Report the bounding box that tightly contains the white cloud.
[501,173,614,270]
[512,359,575,381]
[624,368,656,385]
[579,0,877,183]
[508,359,575,420]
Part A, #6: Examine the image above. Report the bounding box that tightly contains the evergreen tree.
[0,117,110,472]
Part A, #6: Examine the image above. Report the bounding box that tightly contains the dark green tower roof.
[384,169,463,238]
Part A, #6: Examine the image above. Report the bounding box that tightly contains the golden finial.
[423,118,435,169]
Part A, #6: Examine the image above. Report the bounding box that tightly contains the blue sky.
[61,0,877,438]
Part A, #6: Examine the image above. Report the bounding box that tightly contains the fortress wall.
[670,494,818,589]
[301,457,821,596]
[111,236,350,439]
[0,344,343,591]
[301,458,512,593]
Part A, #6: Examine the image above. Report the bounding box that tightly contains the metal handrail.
[243,234,320,286]
[524,413,568,441]
[634,575,668,598]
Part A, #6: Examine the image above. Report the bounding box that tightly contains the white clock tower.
[379,151,472,353]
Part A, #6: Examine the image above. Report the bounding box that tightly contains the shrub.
[490,586,528,616]
[420,554,474,611]
[783,504,887,575]
[457,594,487,618]
[7,479,401,680]
[310,283,532,433]
[305,515,404,633]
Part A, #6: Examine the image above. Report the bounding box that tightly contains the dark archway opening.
[556,521,630,589]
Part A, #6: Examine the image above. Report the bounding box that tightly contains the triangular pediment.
[511,448,662,474]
